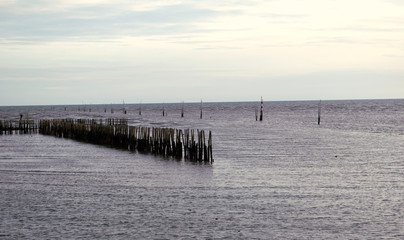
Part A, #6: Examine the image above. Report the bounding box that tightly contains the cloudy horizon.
[1,0,403,106]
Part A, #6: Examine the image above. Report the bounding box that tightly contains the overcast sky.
[1,0,403,105]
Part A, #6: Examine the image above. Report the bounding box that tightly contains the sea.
[1,99,403,239]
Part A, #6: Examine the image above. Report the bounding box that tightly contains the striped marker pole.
[259,97,263,121]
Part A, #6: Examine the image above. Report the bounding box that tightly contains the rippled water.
[1,99,403,239]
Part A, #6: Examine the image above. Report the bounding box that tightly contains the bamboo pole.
[260,97,263,121]
[318,100,321,125]
[200,100,203,119]
[181,101,184,118]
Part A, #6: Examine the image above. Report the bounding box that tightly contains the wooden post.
[318,100,321,125]
[200,100,203,119]
[208,131,213,162]
[181,101,184,118]
[255,106,258,121]
[259,97,263,121]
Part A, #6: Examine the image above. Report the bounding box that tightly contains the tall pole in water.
[200,99,203,119]
[259,97,263,121]
[181,101,184,118]
[318,100,321,125]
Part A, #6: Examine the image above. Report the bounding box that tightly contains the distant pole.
[255,105,258,121]
[139,102,142,115]
[259,97,263,121]
[181,101,184,118]
[200,100,203,119]
[318,100,321,125]
[163,104,165,116]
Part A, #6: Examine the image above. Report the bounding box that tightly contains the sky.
[0,0,403,105]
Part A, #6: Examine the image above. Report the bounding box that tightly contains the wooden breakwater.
[37,119,213,163]
[0,119,37,134]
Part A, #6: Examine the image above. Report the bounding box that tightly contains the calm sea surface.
[1,100,403,239]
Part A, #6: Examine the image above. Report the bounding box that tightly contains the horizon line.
[1,97,403,107]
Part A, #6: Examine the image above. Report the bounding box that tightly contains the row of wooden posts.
[37,118,213,163]
[63,101,205,119]
[1,118,213,162]
[0,119,37,134]
[76,99,323,124]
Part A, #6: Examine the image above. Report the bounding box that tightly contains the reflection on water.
[1,99,404,239]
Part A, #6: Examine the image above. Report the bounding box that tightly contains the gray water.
[1,99,403,239]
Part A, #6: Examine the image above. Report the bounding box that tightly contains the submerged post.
[259,97,263,121]
[318,100,321,125]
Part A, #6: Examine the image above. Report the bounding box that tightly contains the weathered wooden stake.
[181,101,184,118]
[318,100,321,125]
[259,97,263,121]
[200,100,203,119]
[208,131,213,162]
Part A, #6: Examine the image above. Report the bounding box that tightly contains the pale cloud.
[0,3,220,41]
